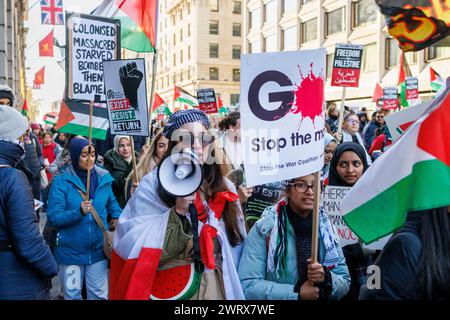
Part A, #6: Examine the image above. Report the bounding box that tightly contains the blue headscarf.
[69,137,98,199]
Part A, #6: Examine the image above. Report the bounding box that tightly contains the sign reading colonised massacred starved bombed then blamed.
[65,12,120,102]
[103,58,150,137]
[240,49,326,187]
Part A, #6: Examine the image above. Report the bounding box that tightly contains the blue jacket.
[238,204,350,300]
[47,164,122,265]
[0,141,58,299]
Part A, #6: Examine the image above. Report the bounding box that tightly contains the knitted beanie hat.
[0,105,29,140]
[0,84,15,106]
[163,109,210,138]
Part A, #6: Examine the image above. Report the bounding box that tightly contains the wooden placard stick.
[130,136,140,183]
[310,171,322,264]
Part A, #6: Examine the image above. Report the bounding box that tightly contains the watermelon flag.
[34,67,45,85]
[430,67,444,92]
[398,51,412,107]
[174,86,198,108]
[21,99,28,117]
[55,100,109,140]
[92,0,158,53]
[377,0,450,52]
[43,112,58,126]
[341,79,450,244]
[39,30,54,57]
[152,93,166,112]
[372,82,383,102]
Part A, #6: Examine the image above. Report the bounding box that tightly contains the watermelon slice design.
[150,263,202,300]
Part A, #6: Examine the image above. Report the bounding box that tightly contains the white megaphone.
[157,148,204,197]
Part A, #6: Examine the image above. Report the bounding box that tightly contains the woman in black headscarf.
[328,142,372,300]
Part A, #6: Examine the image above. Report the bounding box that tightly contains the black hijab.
[329,142,369,187]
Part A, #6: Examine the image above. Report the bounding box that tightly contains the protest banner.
[385,99,432,142]
[240,49,326,187]
[383,87,399,110]
[331,44,363,88]
[245,182,285,223]
[197,88,218,114]
[103,58,150,137]
[405,76,419,100]
[65,12,120,102]
[322,186,359,247]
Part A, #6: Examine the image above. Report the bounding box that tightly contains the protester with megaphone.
[110,109,247,300]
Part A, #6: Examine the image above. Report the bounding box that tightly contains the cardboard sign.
[405,76,419,100]
[383,87,399,110]
[331,44,363,87]
[103,58,149,136]
[197,88,218,114]
[245,182,286,220]
[240,49,325,187]
[65,12,121,102]
[322,186,359,247]
[385,99,432,142]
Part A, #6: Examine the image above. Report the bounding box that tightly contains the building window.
[264,34,277,52]
[210,43,219,58]
[188,46,191,60]
[386,38,399,69]
[233,1,242,14]
[302,0,315,4]
[326,53,334,78]
[188,24,191,37]
[250,8,261,29]
[187,68,191,79]
[426,44,450,61]
[301,18,317,43]
[230,94,240,105]
[250,39,261,53]
[326,7,345,37]
[173,54,176,66]
[233,23,242,37]
[180,9,183,20]
[180,29,183,41]
[405,51,418,64]
[353,0,377,28]
[282,26,297,51]
[180,50,183,64]
[209,20,219,35]
[173,33,176,45]
[233,69,240,82]
[187,2,191,14]
[180,71,183,82]
[264,0,277,24]
[209,0,219,12]
[232,45,241,59]
[283,0,297,14]
[210,67,219,80]
[362,43,377,72]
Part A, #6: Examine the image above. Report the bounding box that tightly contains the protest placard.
[103,58,149,137]
[331,44,363,87]
[322,186,359,247]
[240,49,325,187]
[197,88,218,114]
[65,12,120,102]
[383,87,399,110]
[406,76,419,100]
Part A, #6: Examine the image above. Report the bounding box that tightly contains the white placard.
[240,49,326,187]
[103,58,149,137]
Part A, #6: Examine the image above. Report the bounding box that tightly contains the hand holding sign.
[119,62,143,111]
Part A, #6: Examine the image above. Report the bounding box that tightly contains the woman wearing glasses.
[328,142,372,300]
[334,112,372,166]
[110,109,246,300]
[238,174,350,300]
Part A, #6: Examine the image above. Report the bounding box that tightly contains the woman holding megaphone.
[110,109,247,300]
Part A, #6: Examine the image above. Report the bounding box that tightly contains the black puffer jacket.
[0,140,58,299]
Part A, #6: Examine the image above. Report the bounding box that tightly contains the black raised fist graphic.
[119,62,143,111]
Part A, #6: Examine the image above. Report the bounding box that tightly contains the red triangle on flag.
[372,83,383,102]
[39,30,54,57]
[152,93,166,112]
[217,96,223,109]
[55,100,75,130]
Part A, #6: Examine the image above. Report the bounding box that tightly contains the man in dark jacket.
[363,110,385,149]
[0,105,58,300]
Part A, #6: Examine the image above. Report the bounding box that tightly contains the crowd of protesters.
[1,83,449,301]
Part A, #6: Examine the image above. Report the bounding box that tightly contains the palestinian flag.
[174,86,198,108]
[341,82,450,244]
[21,99,28,117]
[55,100,109,140]
[398,52,412,108]
[372,82,383,106]
[430,67,444,92]
[43,112,58,125]
[93,0,157,53]
[152,93,166,112]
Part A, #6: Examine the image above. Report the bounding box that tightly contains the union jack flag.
[40,0,64,25]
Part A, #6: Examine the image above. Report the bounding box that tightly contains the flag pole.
[336,86,347,138]
[147,50,158,145]
[129,135,140,183]
[311,171,322,264]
